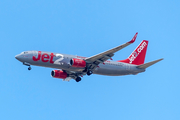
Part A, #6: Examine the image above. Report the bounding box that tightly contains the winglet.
[128,32,138,43]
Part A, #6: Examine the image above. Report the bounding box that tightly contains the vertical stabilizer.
[118,40,148,65]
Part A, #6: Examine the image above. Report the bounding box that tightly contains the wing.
[85,32,138,70]
[60,33,138,81]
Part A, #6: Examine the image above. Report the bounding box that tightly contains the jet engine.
[70,58,86,68]
[51,70,67,79]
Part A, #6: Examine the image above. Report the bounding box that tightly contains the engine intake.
[51,70,67,79]
[70,58,86,68]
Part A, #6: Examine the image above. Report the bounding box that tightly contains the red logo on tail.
[118,40,148,65]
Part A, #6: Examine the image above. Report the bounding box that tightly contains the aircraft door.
[33,51,37,57]
[31,51,40,63]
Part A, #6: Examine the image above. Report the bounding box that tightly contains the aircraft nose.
[15,54,21,60]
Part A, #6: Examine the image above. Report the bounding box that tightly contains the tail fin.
[118,40,148,65]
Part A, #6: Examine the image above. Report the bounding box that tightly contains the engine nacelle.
[70,58,86,68]
[51,70,67,79]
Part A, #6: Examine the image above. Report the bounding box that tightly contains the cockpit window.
[21,51,28,54]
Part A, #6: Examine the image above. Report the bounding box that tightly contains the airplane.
[15,33,163,82]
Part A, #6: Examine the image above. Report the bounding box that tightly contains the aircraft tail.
[118,40,148,65]
[136,58,163,69]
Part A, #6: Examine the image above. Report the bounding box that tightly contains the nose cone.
[15,54,21,61]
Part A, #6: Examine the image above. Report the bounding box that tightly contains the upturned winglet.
[128,32,138,43]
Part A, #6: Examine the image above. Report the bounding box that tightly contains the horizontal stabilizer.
[137,58,163,69]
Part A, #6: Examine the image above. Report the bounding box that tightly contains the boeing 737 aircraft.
[15,33,163,82]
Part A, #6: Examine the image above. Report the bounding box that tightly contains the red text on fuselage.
[32,51,55,63]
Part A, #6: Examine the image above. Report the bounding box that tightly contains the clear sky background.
[0,0,180,120]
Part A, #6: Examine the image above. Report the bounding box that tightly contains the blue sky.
[0,0,180,120]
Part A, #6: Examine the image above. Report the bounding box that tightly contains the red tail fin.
[118,40,148,65]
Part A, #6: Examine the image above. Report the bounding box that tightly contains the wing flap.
[63,77,73,81]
